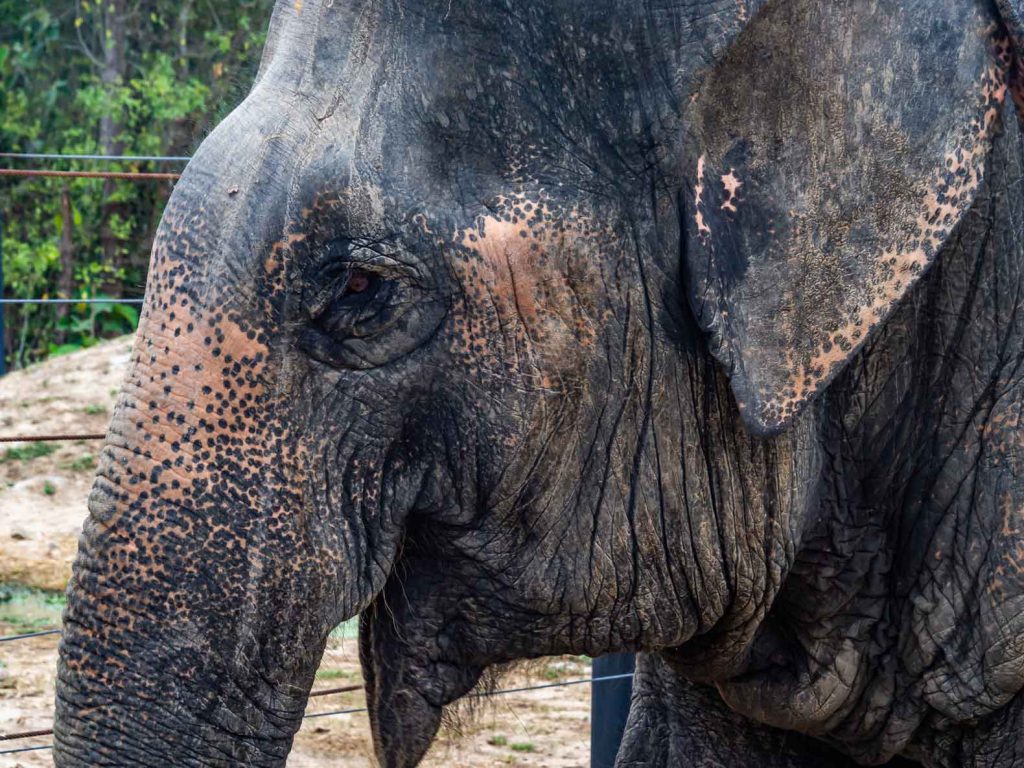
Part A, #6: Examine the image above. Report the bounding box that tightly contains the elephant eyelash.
[305,241,403,314]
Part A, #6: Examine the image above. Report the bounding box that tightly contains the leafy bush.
[0,1,273,369]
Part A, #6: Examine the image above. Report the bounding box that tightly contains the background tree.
[0,0,274,368]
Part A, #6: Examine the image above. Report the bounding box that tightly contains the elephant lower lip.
[367,680,443,768]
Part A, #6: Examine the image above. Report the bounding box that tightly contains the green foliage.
[0,441,56,463]
[488,735,509,747]
[314,668,360,681]
[0,1,274,368]
[49,295,139,356]
[42,479,56,495]
[510,743,535,753]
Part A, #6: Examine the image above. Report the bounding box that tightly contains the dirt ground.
[0,337,131,593]
[0,337,594,766]
[0,625,592,767]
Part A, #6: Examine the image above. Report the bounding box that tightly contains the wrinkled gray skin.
[54,0,1024,766]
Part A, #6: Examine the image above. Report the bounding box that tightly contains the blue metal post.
[591,653,635,768]
[0,209,5,377]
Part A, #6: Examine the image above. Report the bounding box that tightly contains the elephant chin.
[361,613,444,768]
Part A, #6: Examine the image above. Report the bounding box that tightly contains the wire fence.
[0,434,106,444]
[0,298,144,305]
[0,673,636,755]
[0,155,164,377]
[0,168,180,181]
[0,629,62,643]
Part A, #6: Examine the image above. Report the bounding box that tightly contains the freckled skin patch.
[694,155,713,240]
[450,194,604,390]
[720,169,743,213]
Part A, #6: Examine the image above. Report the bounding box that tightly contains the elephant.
[52,0,1024,765]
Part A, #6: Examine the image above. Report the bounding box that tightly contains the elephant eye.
[331,268,383,307]
[314,266,394,336]
[345,270,374,295]
[300,241,446,370]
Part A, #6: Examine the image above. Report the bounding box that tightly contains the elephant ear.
[684,0,1014,436]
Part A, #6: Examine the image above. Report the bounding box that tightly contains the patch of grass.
[0,612,52,633]
[0,442,57,464]
[315,668,358,681]
[488,735,508,747]
[0,586,65,633]
[83,404,107,415]
[62,454,96,472]
[510,742,535,753]
[42,480,57,496]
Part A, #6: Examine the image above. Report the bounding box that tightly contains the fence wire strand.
[0,434,106,444]
[0,629,61,643]
[0,298,144,305]
[0,673,636,754]
[0,728,52,742]
[0,152,189,163]
[0,168,180,181]
[0,743,52,755]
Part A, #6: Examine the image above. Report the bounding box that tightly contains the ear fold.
[997,0,1024,111]
[684,0,1013,435]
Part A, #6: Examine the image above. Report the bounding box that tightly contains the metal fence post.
[590,653,635,768]
[0,209,5,377]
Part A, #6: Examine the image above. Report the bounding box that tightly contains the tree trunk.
[138,0,194,273]
[98,0,127,293]
[56,186,76,345]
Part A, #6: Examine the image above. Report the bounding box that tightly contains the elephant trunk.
[53,127,405,766]
[52,337,405,764]
[52,361,360,765]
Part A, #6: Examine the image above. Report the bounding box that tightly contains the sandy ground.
[0,337,593,766]
[0,337,131,593]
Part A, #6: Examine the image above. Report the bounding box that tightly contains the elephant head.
[55,0,1024,766]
